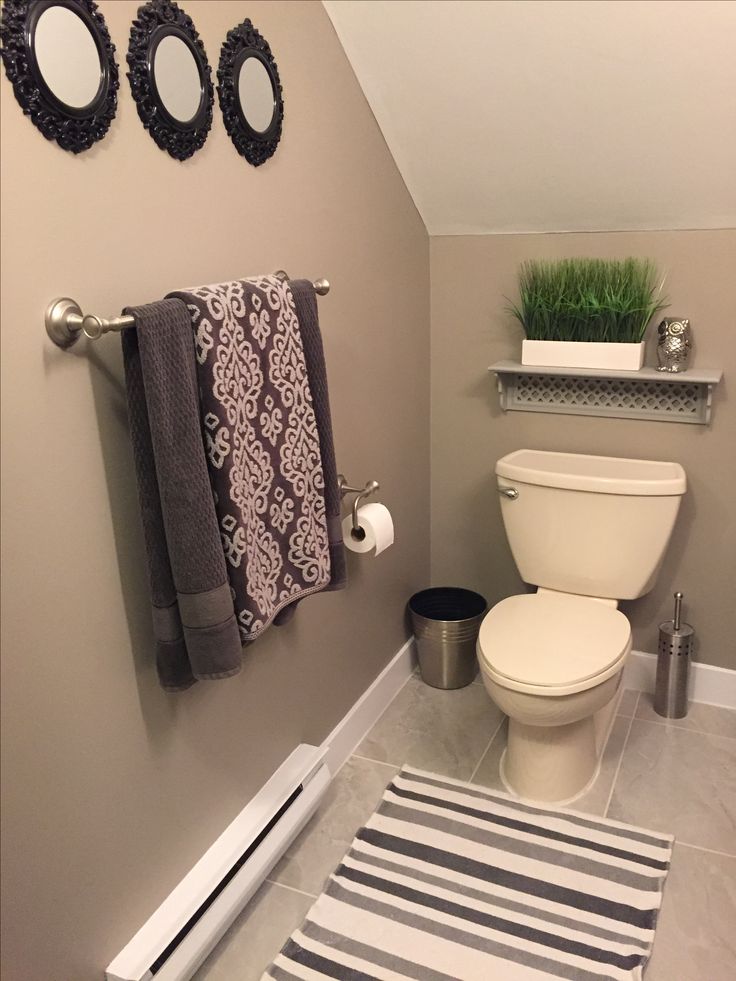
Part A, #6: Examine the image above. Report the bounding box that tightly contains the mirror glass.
[238,56,275,133]
[34,5,101,108]
[153,34,202,123]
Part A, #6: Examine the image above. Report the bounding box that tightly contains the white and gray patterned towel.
[169,276,331,643]
[265,766,673,980]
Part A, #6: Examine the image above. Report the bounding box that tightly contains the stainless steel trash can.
[408,588,488,690]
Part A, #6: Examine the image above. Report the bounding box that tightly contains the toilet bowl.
[477,591,631,802]
[477,449,686,803]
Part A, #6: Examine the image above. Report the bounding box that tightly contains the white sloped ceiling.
[323,0,736,235]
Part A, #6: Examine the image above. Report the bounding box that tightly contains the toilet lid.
[477,593,631,689]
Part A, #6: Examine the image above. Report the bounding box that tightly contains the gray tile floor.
[195,674,736,980]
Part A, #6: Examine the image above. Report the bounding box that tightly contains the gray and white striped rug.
[264,766,672,980]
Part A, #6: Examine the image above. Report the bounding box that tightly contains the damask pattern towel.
[289,279,346,593]
[122,299,243,691]
[169,276,331,642]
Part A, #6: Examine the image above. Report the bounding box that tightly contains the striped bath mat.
[264,766,673,980]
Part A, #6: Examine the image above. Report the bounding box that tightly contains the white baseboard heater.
[106,744,330,981]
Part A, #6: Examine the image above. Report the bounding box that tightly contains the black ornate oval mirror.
[0,0,118,153]
[127,0,213,160]
[218,19,283,167]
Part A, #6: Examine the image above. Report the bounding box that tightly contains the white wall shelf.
[488,361,723,425]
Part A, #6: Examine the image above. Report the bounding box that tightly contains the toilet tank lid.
[496,449,686,496]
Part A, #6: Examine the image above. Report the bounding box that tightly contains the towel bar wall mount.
[45,298,135,349]
[45,273,330,349]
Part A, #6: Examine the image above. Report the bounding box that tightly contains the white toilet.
[477,449,686,804]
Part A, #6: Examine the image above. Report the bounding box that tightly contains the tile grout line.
[258,881,318,974]
[350,753,403,769]
[467,716,506,786]
[674,840,736,859]
[604,691,640,818]
[265,878,318,900]
[628,714,736,741]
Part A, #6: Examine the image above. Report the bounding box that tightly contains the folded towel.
[168,276,332,642]
[122,299,243,691]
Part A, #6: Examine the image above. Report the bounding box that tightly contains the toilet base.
[502,715,598,803]
[484,673,622,804]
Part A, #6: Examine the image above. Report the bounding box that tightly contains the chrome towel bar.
[44,271,330,349]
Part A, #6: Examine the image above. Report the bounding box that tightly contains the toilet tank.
[495,450,686,600]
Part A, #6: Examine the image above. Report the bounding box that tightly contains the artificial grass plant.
[508,258,667,343]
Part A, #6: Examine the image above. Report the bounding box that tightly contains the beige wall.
[430,230,735,669]
[0,3,429,979]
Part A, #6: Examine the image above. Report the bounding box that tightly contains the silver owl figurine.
[657,319,692,372]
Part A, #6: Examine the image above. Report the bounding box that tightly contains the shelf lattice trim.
[498,372,712,424]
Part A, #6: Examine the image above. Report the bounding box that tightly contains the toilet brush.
[654,592,694,719]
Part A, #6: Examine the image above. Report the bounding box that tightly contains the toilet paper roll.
[342,503,394,555]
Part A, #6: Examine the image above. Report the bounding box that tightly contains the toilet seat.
[477,592,631,696]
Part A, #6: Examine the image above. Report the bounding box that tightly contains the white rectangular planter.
[521,339,645,371]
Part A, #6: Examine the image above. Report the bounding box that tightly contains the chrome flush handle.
[498,486,519,500]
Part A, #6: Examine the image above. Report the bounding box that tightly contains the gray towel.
[168,276,332,642]
[122,299,242,690]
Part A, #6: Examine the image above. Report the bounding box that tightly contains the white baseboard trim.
[322,638,416,774]
[321,644,734,778]
[625,650,736,711]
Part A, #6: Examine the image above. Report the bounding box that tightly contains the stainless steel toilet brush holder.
[654,592,694,719]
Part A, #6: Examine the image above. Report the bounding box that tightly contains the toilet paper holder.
[338,474,380,535]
